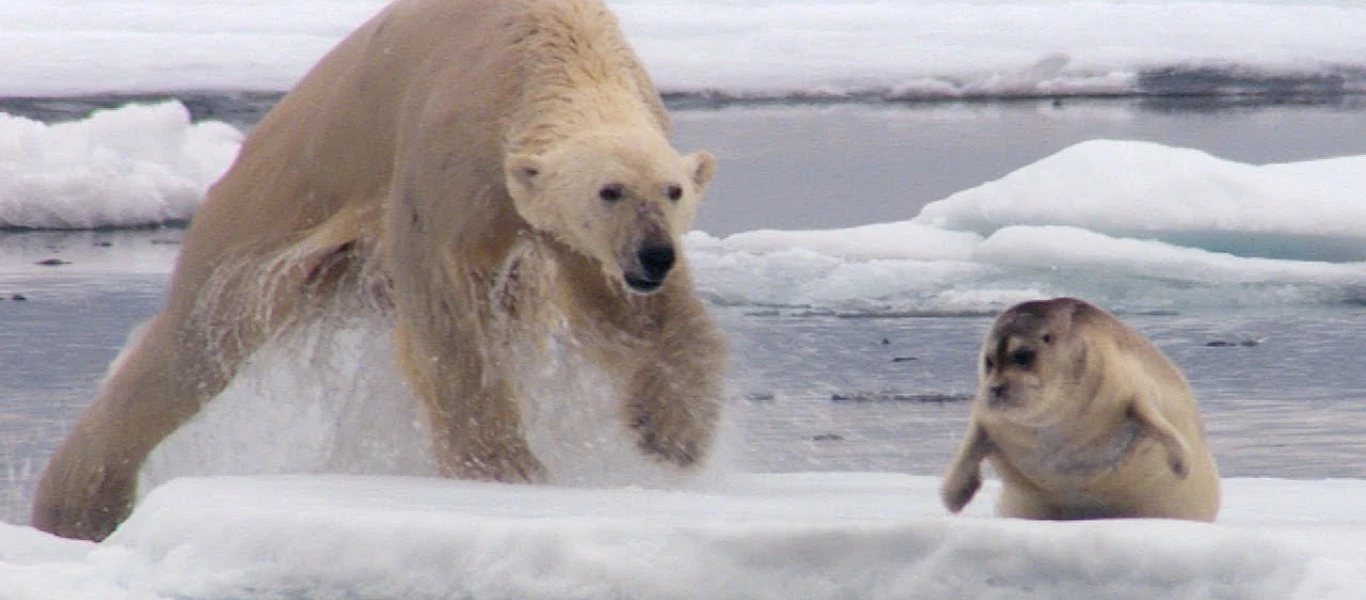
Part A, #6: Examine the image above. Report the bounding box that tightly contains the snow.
[3,474,1366,599]
[914,140,1366,247]
[2,0,1365,98]
[0,101,241,229]
[686,139,1366,313]
[5,1,1366,596]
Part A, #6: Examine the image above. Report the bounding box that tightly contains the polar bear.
[33,0,726,541]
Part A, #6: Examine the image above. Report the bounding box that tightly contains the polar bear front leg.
[395,315,546,483]
[621,314,725,469]
[627,369,719,468]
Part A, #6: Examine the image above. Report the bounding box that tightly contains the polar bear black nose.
[638,245,675,281]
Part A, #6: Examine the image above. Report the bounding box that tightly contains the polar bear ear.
[684,151,717,193]
[505,153,542,194]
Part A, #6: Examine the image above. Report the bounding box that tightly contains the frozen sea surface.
[3,1,1366,596]
[4,474,1366,599]
[5,0,1366,101]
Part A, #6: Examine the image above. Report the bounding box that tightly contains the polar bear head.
[505,129,716,294]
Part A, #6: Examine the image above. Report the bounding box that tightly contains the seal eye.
[984,356,995,371]
[1010,349,1035,369]
[599,183,624,202]
[665,184,683,201]
[1042,333,1053,344]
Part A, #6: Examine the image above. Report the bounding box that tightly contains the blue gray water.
[2,96,1365,526]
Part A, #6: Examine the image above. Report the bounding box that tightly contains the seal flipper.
[941,423,994,513]
[1128,395,1193,478]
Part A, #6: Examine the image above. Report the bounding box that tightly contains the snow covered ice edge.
[4,475,1366,599]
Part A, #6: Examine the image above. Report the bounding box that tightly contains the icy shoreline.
[3,474,1365,599]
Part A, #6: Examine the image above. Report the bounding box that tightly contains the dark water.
[2,95,1366,526]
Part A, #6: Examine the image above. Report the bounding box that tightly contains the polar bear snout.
[623,243,675,293]
[638,245,675,279]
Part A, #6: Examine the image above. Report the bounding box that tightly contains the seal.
[940,297,1220,521]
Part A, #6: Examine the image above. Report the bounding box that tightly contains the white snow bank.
[0,101,241,229]
[914,139,1366,261]
[973,225,1366,285]
[690,222,982,263]
[4,0,1366,98]
[687,140,1366,312]
[2,474,1364,599]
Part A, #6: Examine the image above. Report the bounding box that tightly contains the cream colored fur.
[33,0,726,541]
[941,297,1220,522]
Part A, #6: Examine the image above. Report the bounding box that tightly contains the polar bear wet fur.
[33,0,726,541]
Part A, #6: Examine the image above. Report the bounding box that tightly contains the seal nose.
[637,245,675,281]
[987,383,1010,407]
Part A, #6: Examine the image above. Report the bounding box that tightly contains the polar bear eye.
[599,183,624,202]
[665,184,683,201]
